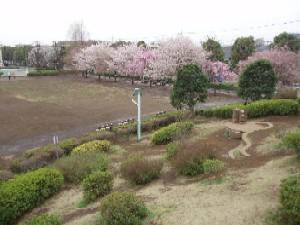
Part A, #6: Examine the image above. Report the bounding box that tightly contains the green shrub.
[282,129,300,155]
[152,121,194,145]
[166,142,179,159]
[11,145,64,173]
[238,59,277,101]
[121,155,163,185]
[202,159,225,174]
[82,171,113,202]
[196,99,299,119]
[27,70,59,76]
[208,82,238,91]
[58,138,79,154]
[52,152,108,184]
[0,71,3,76]
[279,175,300,225]
[73,140,111,154]
[79,131,115,144]
[23,214,62,225]
[0,168,63,225]
[100,192,148,225]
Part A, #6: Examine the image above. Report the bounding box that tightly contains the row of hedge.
[196,99,299,119]
[0,168,64,225]
[208,82,238,92]
[27,70,59,76]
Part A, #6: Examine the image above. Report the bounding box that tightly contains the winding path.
[227,122,274,159]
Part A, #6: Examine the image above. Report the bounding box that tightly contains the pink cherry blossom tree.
[239,48,300,85]
[203,61,238,82]
[148,35,208,80]
[73,43,112,72]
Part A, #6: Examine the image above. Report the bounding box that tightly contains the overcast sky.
[0,0,299,46]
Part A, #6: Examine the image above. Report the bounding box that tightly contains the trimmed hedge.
[209,82,238,92]
[23,214,62,225]
[152,121,194,145]
[196,99,299,119]
[73,140,111,154]
[113,110,190,136]
[0,168,64,225]
[100,192,148,225]
[82,171,113,202]
[27,70,59,76]
[11,145,64,173]
[120,155,163,185]
[280,175,300,225]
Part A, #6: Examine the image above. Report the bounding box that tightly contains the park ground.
[0,75,240,155]
[11,114,300,225]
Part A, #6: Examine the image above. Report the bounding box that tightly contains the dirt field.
[0,75,240,155]
[16,115,300,225]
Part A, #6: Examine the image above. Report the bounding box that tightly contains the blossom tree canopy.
[73,43,112,72]
[148,35,208,79]
[239,48,300,84]
[203,61,238,82]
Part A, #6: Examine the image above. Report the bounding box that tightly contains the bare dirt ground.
[16,115,300,225]
[0,75,240,155]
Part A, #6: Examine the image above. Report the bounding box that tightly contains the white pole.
[137,91,141,142]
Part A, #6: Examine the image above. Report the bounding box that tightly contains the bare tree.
[67,21,89,45]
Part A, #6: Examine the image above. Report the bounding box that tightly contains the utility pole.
[132,88,142,142]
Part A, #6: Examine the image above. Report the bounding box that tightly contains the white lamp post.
[132,88,142,142]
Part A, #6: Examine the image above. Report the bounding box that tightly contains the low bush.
[113,110,190,136]
[82,171,113,202]
[79,131,115,144]
[173,148,215,176]
[23,214,62,225]
[202,159,225,174]
[196,99,299,119]
[166,142,179,159]
[282,129,300,155]
[11,145,64,173]
[0,168,63,225]
[121,155,163,185]
[100,192,148,225]
[152,121,194,145]
[27,70,59,76]
[52,152,108,184]
[274,87,298,99]
[58,138,79,154]
[279,175,300,225]
[73,140,111,154]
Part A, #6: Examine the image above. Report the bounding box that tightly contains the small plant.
[152,121,194,145]
[202,159,225,175]
[282,129,300,155]
[82,171,113,202]
[79,131,115,144]
[58,138,79,154]
[279,175,300,225]
[52,152,108,184]
[73,140,111,154]
[121,155,163,185]
[23,214,61,225]
[100,192,148,225]
[166,142,179,159]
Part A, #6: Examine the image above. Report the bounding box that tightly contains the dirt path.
[227,122,274,159]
